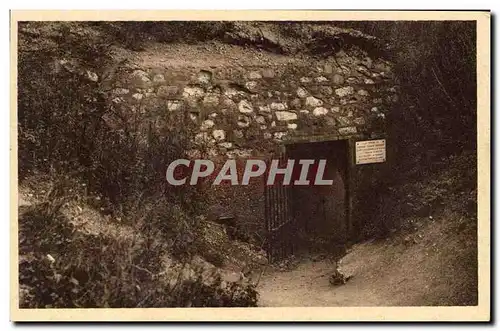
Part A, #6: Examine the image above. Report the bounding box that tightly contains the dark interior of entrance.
[287,139,349,257]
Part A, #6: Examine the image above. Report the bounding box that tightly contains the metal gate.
[263,152,295,263]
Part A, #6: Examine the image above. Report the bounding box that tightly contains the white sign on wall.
[355,139,386,165]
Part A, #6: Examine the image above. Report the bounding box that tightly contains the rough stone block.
[305,96,323,108]
[157,85,179,98]
[275,111,298,121]
[338,126,357,135]
[335,86,355,97]
[213,129,226,141]
[270,102,288,111]
[183,85,205,99]
[332,74,344,85]
[313,107,329,116]
[238,100,254,113]
[201,119,215,131]
[248,71,262,79]
[296,87,309,98]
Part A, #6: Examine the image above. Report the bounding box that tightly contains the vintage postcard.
[10,10,490,321]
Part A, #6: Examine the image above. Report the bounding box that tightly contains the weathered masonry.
[101,29,398,261]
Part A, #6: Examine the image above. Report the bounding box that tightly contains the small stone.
[337,116,351,126]
[183,86,205,98]
[224,87,245,98]
[86,71,98,82]
[158,85,179,98]
[248,71,262,79]
[271,121,276,127]
[213,129,226,141]
[153,74,166,83]
[338,126,357,135]
[296,87,309,98]
[315,76,329,83]
[203,94,220,107]
[260,125,267,130]
[324,63,333,74]
[197,71,212,84]
[275,111,298,121]
[331,106,340,113]
[167,100,182,111]
[132,70,151,83]
[332,74,344,85]
[270,102,287,111]
[364,78,375,85]
[263,132,272,139]
[245,81,258,92]
[238,100,254,113]
[274,132,287,140]
[46,254,56,263]
[313,107,329,116]
[209,112,218,118]
[347,77,360,84]
[300,77,312,83]
[373,98,383,104]
[335,86,354,97]
[287,123,298,130]
[371,107,379,113]
[201,119,215,131]
[299,109,309,114]
[357,66,370,75]
[377,113,386,119]
[237,116,250,128]
[256,116,266,124]
[132,93,143,100]
[357,89,369,96]
[305,96,323,108]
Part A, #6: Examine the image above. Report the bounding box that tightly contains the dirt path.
[258,216,477,307]
[258,257,386,307]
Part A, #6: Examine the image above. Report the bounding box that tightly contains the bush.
[19,200,258,308]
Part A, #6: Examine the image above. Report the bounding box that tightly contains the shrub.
[19,199,258,308]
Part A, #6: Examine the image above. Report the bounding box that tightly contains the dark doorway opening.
[287,139,350,257]
[264,139,350,262]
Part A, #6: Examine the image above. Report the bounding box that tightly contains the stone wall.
[100,46,398,242]
[104,49,397,159]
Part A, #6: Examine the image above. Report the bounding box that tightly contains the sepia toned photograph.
[10,10,490,321]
